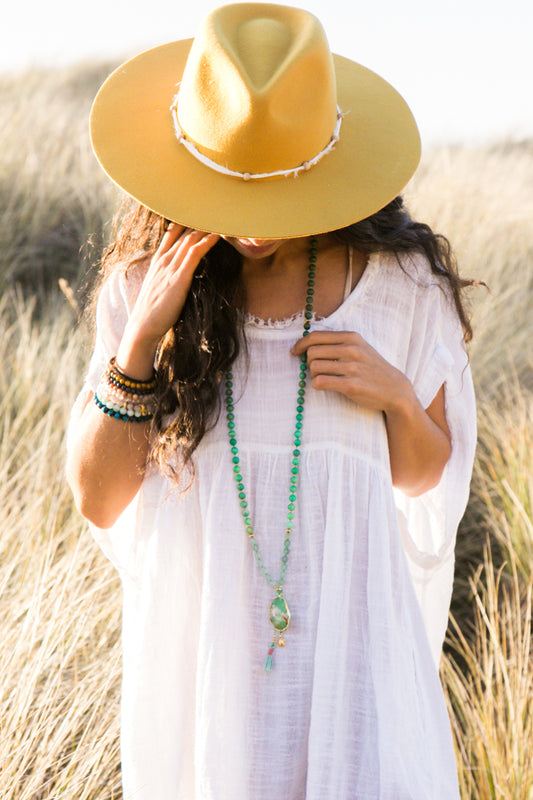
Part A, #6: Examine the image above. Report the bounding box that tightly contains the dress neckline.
[243,251,378,332]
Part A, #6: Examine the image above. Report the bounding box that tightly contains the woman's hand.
[291,330,412,414]
[117,224,219,379]
[292,330,451,496]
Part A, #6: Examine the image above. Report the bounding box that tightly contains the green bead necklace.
[225,235,317,671]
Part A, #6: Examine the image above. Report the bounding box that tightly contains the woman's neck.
[239,235,365,321]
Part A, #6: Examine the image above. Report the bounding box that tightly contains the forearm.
[384,384,451,497]
[67,333,158,528]
[67,393,151,528]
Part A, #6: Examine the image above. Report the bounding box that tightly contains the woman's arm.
[291,330,451,497]
[67,225,219,528]
[67,392,151,528]
[380,383,450,497]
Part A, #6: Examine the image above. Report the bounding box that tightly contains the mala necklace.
[224,236,317,671]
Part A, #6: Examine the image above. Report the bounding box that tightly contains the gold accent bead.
[278,637,285,647]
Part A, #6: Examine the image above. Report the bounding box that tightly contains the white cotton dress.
[68,250,476,800]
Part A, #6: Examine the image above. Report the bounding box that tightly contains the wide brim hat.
[90,2,421,238]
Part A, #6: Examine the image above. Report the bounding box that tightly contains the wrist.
[116,326,159,381]
[383,375,418,421]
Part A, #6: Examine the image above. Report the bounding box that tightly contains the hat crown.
[235,18,292,89]
[177,3,338,173]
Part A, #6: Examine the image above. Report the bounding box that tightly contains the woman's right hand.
[116,224,220,379]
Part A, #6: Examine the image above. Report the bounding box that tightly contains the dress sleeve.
[394,261,477,664]
[67,268,141,444]
[86,269,143,391]
[67,267,153,584]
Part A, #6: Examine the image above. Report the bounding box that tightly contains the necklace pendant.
[269,595,291,632]
[264,596,291,671]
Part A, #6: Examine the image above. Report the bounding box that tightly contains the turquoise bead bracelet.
[94,392,155,423]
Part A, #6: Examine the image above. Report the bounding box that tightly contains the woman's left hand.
[291,330,412,415]
[291,330,452,496]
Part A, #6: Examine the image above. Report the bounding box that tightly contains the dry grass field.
[0,63,532,798]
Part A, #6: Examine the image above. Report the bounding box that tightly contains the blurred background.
[4,0,533,145]
[1,2,532,798]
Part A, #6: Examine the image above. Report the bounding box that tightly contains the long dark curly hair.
[96,195,475,484]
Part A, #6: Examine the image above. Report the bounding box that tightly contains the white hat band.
[170,92,344,181]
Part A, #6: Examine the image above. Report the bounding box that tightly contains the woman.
[67,4,476,798]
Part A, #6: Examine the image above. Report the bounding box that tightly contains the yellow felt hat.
[90,2,421,238]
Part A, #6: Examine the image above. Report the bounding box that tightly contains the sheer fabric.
[68,251,476,799]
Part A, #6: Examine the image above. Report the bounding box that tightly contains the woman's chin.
[223,237,286,259]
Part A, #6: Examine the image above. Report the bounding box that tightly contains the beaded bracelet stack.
[94,357,157,423]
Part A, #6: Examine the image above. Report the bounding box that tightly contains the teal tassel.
[264,637,276,671]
